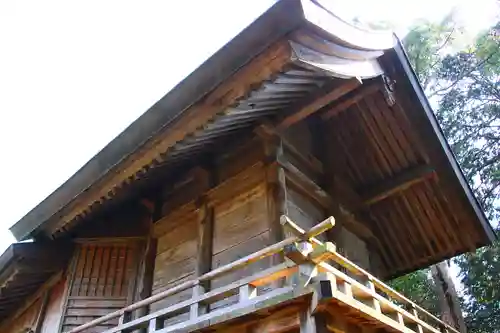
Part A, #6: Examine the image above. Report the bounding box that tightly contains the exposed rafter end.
[362,165,435,205]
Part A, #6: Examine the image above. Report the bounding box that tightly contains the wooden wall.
[151,205,198,318]
[150,161,271,316]
[210,166,271,308]
[146,123,377,313]
[0,123,378,332]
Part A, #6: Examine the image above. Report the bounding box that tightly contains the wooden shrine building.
[0,1,495,332]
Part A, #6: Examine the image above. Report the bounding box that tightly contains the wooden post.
[411,306,425,333]
[239,284,257,302]
[263,136,288,243]
[189,284,205,320]
[193,166,215,317]
[310,271,337,313]
[259,129,289,286]
[366,280,381,313]
[134,201,159,327]
[299,305,329,333]
[192,200,214,317]
[195,199,214,279]
[148,317,163,332]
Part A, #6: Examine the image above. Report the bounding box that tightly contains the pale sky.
[0,0,498,254]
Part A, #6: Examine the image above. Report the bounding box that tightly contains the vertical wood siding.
[61,242,139,332]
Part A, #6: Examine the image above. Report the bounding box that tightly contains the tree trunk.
[431,261,467,333]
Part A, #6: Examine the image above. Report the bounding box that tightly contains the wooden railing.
[69,216,459,333]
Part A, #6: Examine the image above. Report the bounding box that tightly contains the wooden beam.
[362,165,435,205]
[277,78,361,130]
[277,155,375,240]
[321,81,382,120]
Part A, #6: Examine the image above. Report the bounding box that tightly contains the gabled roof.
[9,0,495,276]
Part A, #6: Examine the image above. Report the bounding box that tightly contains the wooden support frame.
[362,165,435,205]
[277,78,361,130]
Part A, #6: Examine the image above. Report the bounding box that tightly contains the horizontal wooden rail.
[322,248,457,333]
[102,264,298,333]
[69,215,458,333]
[281,215,458,333]
[69,216,335,333]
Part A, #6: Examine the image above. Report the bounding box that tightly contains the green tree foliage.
[389,269,440,316]
[390,16,500,333]
[456,240,500,332]
[434,24,500,219]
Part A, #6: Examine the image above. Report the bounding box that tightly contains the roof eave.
[389,38,496,244]
[10,0,398,241]
[9,0,309,241]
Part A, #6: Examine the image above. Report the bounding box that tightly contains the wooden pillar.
[135,199,159,325]
[299,306,329,333]
[262,135,288,264]
[257,127,290,289]
[193,198,214,316]
[192,165,215,317]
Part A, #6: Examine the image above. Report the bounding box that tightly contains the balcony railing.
[69,216,459,333]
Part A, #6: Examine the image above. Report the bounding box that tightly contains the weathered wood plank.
[212,184,268,255]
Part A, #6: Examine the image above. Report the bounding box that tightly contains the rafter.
[362,165,435,205]
[276,78,361,130]
[321,81,382,120]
